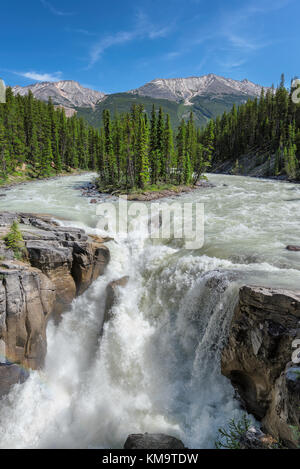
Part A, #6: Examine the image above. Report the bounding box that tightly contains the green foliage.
[3,221,26,260]
[97,105,212,192]
[215,415,251,449]
[204,75,300,180]
[0,90,102,181]
[290,425,300,447]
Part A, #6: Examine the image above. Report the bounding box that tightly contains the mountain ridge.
[12,74,271,128]
[12,74,269,108]
[128,74,270,104]
[12,80,106,109]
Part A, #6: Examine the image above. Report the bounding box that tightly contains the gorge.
[0,173,299,448]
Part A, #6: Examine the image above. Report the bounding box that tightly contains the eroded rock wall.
[0,212,110,382]
[222,285,300,446]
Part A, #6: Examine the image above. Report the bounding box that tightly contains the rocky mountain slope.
[128,74,268,104]
[12,80,105,109]
[0,212,110,396]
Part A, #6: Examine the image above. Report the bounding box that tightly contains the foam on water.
[0,173,299,448]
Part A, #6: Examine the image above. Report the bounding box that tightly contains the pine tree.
[4,221,26,260]
[163,114,174,183]
[40,138,53,176]
[137,117,150,189]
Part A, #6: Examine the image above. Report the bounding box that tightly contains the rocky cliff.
[0,212,110,395]
[222,285,300,447]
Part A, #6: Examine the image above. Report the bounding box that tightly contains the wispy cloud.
[14,71,63,82]
[89,31,137,68]
[87,12,174,68]
[217,58,248,71]
[40,0,75,17]
[65,27,97,37]
[220,0,292,52]
[161,0,292,74]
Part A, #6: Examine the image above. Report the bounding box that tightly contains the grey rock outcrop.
[12,80,105,109]
[222,285,300,447]
[0,212,110,380]
[129,74,270,104]
[124,433,185,449]
[0,364,29,398]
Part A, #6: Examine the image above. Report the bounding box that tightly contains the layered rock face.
[222,285,300,446]
[0,212,110,383]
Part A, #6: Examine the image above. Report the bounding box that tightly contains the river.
[0,173,299,449]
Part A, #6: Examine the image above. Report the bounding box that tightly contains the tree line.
[0,87,214,189]
[200,74,300,180]
[0,87,101,180]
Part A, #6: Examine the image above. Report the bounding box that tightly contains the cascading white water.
[0,173,299,448]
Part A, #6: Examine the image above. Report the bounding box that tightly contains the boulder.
[124,433,185,449]
[72,240,110,296]
[222,285,300,447]
[104,276,129,323]
[239,427,278,449]
[0,363,29,398]
[286,245,300,252]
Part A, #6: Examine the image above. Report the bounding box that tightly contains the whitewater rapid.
[0,173,299,448]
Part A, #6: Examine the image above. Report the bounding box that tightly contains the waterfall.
[0,173,299,448]
[0,229,244,448]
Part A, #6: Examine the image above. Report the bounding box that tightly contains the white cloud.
[40,0,75,17]
[87,12,174,68]
[89,31,137,68]
[15,71,63,82]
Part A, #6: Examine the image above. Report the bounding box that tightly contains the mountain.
[78,74,269,128]
[128,74,268,104]
[12,80,105,109]
[12,74,270,128]
[77,93,189,130]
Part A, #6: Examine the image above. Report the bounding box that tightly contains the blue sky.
[0,0,298,93]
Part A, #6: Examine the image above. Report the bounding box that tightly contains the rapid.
[0,173,299,449]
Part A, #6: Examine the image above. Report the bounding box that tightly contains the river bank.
[0,168,92,191]
[211,153,300,183]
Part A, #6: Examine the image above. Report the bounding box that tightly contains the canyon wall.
[222,285,300,447]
